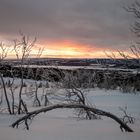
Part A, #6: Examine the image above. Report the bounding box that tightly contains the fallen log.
[11,103,134,132]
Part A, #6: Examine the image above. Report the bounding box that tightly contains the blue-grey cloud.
[0,0,134,50]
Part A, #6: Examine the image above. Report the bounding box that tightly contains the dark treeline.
[0,64,140,92]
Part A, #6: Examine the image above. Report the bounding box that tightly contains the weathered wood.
[11,103,134,132]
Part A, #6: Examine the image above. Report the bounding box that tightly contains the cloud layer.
[0,0,134,52]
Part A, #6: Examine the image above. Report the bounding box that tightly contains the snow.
[0,87,140,140]
[15,65,137,72]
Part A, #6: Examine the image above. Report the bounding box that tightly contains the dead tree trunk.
[11,103,133,132]
[0,73,12,114]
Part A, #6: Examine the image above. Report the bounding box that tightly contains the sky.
[0,0,135,58]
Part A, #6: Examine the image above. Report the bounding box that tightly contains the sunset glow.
[37,41,109,58]
[2,40,132,59]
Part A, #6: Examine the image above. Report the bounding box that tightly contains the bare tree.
[124,1,140,38]
[7,70,18,114]
[11,103,134,132]
[121,1,140,61]
[13,33,36,114]
[51,69,99,119]
[103,2,140,93]
[0,43,12,114]
[119,106,135,125]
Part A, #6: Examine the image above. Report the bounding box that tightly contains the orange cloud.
[37,40,108,58]
[3,40,133,59]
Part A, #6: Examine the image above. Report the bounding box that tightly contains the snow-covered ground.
[15,64,137,72]
[0,87,140,140]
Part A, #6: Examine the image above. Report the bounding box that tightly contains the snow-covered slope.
[0,89,140,140]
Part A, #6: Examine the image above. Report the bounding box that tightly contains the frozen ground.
[0,88,140,140]
[19,64,137,72]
